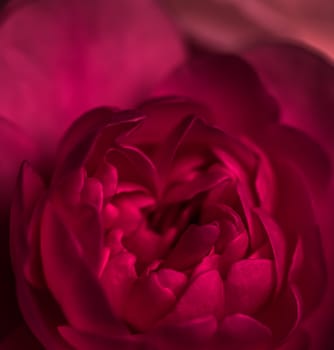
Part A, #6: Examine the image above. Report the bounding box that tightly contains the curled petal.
[164,224,220,271]
[100,251,137,319]
[148,316,217,350]
[40,200,126,336]
[10,164,68,347]
[153,52,278,135]
[124,272,177,332]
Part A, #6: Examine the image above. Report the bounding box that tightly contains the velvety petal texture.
[0,0,184,151]
[2,4,332,348]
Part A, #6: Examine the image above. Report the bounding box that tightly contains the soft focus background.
[162,0,334,61]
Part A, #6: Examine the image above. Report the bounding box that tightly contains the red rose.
[10,52,333,349]
[0,1,333,350]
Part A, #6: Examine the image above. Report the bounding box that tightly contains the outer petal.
[0,0,184,150]
[0,119,38,340]
[0,118,38,213]
[0,325,42,349]
[245,44,334,160]
[153,52,278,135]
[161,0,275,50]
[10,163,69,348]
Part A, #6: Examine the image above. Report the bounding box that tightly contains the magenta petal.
[163,270,224,323]
[216,314,272,350]
[131,96,212,145]
[124,272,177,332]
[106,145,159,195]
[254,124,331,194]
[164,223,220,270]
[278,330,309,350]
[69,204,104,273]
[153,52,278,135]
[254,209,287,295]
[58,326,139,350]
[225,259,274,315]
[10,162,45,285]
[54,109,145,180]
[0,0,184,148]
[245,44,334,158]
[40,200,126,336]
[154,115,196,182]
[0,325,43,349]
[148,316,217,350]
[10,164,69,348]
[100,251,137,319]
[257,285,302,341]
[0,118,38,213]
[164,164,229,203]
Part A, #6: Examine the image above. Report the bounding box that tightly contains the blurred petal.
[153,52,278,135]
[0,324,42,349]
[245,44,334,161]
[0,118,38,211]
[148,316,217,350]
[0,0,184,150]
[216,313,273,350]
[10,164,69,348]
[58,326,139,350]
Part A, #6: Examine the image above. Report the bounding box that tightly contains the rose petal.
[130,96,212,146]
[153,52,278,135]
[54,109,145,181]
[225,259,274,315]
[245,44,334,158]
[162,0,275,52]
[256,285,302,341]
[124,272,177,332]
[0,0,184,148]
[163,270,224,323]
[0,118,38,213]
[10,164,69,347]
[81,178,103,211]
[278,330,309,350]
[216,314,273,350]
[164,164,229,203]
[148,316,217,350]
[100,251,137,319]
[254,209,287,295]
[254,124,332,195]
[106,145,159,195]
[58,326,139,350]
[164,223,220,270]
[40,200,126,336]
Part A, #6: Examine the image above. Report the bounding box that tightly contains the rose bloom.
[0,1,334,350]
[162,0,334,61]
